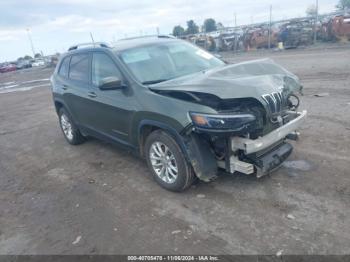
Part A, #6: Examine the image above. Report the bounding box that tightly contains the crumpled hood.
[150,59,302,100]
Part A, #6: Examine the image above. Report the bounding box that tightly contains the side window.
[69,54,90,82]
[58,56,70,78]
[92,53,122,87]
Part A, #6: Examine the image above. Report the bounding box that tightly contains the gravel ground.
[0,46,349,255]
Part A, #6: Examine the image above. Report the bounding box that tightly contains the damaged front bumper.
[185,110,307,181]
[231,110,307,154]
[227,110,307,177]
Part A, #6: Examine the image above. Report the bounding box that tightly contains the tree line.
[336,0,350,10]
[172,18,223,37]
[306,0,350,17]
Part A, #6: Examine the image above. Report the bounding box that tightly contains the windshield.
[118,41,225,84]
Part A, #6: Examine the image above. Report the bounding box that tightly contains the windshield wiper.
[142,79,169,85]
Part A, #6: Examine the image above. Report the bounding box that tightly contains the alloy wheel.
[149,141,178,184]
[60,114,73,140]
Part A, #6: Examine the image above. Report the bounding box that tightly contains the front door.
[86,52,135,145]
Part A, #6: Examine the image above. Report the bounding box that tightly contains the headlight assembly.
[189,112,256,131]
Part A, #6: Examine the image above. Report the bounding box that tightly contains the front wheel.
[144,130,195,192]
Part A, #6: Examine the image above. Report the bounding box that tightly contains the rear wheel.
[144,130,195,192]
[58,108,85,145]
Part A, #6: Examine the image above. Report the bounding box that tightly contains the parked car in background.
[32,59,45,67]
[46,56,59,67]
[16,60,32,70]
[0,63,16,73]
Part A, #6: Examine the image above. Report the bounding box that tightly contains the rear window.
[58,56,70,78]
[69,54,90,82]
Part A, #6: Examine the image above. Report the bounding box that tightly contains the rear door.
[86,51,135,144]
[63,53,94,127]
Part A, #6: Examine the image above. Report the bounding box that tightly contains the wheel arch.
[53,98,76,121]
[54,100,64,114]
[137,120,188,159]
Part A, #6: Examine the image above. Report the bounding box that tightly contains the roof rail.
[157,35,176,39]
[119,35,175,41]
[68,42,110,51]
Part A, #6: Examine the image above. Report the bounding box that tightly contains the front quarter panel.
[130,87,217,146]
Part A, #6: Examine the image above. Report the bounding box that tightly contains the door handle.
[62,84,68,90]
[88,92,97,98]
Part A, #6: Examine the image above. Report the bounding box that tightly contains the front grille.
[262,92,285,113]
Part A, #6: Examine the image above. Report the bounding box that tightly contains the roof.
[112,35,179,52]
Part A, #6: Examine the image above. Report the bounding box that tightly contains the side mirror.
[98,76,125,90]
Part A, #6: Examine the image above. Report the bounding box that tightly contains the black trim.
[80,125,135,150]
[138,120,188,159]
[53,98,75,120]
[246,142,293,174]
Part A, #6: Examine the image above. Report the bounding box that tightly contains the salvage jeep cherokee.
[51,36,307,191]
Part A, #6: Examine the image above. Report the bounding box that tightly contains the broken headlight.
[189,112,256,131]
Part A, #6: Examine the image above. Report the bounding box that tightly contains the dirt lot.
[0,46,349,255]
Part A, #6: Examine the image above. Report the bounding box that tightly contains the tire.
[58,108,85,145]
[144,130,195,192]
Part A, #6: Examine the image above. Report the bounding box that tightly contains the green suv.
[51,36,307,191]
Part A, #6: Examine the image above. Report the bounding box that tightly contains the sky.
[0,0,339,61]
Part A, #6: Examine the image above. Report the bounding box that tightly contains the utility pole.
[268,5,272,49]
[233,12,238,54]
[26,28,35,57]
[313,0,319,44]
